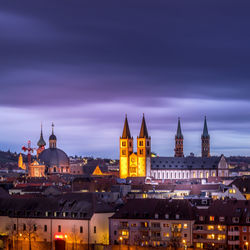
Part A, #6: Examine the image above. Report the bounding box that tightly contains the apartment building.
[109,199,195,248]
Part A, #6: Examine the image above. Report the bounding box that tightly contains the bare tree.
[167,235,182,250]
[20,219,40,250]
[6,220,18,250]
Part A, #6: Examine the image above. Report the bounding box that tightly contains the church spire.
[201,116,210,157]
[175,117,184,157]
[37,123,46,147]
[202,116,209,138]
[139,113,149,138]
[176,117,183,139]
[49,122,57,148]
[122,114,131,139]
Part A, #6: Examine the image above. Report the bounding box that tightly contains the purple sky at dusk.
[1,0,250,158]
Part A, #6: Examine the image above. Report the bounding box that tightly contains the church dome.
[49,134,57,141]
[38,148,69,168]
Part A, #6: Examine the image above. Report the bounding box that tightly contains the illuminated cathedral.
[119,116,229,179]
[119,114,151,178]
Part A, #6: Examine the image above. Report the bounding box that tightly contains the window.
[131,224,136,227]
[219,216,225,222]
[184,233,187,237]
[34,224,37,231]
[199,216,204,221]
[155,213,159,219]
[147,141,149,146]
[163,232,169,237]
[176,214,180,219]
[14,224,16,231]
[210,216,214,221]
[58,225,61,232]
[45,211,49,217]
[207,225,214,230]
[121,230,128,236]
[218,235,225,240]
[23,224,26,231]
[163,224,169,227]
[44,225,47,232]
[139,141,143,147]
[94,226,96,234]
[232,217,239,223]
[243,227,247,232]
[183,224,188,229]
[80,226,83,233]
[207,234,215,239]
[122,141,126,147]
[122,150,126,156]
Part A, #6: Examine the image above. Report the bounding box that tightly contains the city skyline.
[1,0,250,158]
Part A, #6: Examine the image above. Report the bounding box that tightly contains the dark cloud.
[0,0,250,157]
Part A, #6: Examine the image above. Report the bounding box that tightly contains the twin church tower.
[119,115,210,178]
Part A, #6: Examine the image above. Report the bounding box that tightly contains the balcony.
[228,231,239,236]
[150,236,162,241]
[228,240,240,245]
[139,227,150,231]
[119,225,130,230]
[193,229,226,234]
[193,238,226,244]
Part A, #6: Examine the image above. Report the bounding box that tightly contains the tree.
[6,220,18,250]
[20,219,40,250]
[167,235,182,250]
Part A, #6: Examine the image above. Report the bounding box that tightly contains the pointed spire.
[37,123,46,147]
[139,113,149,138]
[52,122,54,135]
[202,116,209,138]
[176,117,183,139]
[122,114,131,139]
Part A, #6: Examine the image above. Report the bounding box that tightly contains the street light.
[245,241,249,250]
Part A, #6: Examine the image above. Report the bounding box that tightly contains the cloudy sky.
[1,0,250,158]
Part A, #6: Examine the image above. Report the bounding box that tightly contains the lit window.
[183,224,188,229]
[210,216,214,221]
[218,235,225,240]
[207,225,214,230]
[163,233,169,237]
[207,234,215,239]
[121,230,128,236]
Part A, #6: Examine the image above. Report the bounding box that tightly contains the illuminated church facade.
[119,116,229,179]
[119,115,151,178]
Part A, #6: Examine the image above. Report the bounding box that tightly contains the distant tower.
[175,118,184,157]
[49,123,57,149]
[37,123,46,156]
[18,153,26,170]
[201,116,210,157]
[137,114,151,177]
[119,115,133,178]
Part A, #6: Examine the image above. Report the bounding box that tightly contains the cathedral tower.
[119,115,133,178]
[175,118,184,157]
[201,116,210,157]
[137,114,151,177]
[49,123,57,149]
[37,123,46,156]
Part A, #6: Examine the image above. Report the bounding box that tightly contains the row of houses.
[110,199,250,250]
[1,193,250,249]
